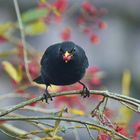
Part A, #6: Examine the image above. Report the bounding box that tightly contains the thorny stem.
[0,116,130,140]
[0,90,140,117]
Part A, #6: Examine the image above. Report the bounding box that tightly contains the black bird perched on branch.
[34,41,90,102]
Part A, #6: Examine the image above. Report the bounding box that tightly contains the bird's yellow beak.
[64,51,70,58]
[63,51,72,63]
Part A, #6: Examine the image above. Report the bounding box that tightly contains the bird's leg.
[78,81,90,98]
[42,85,53,103]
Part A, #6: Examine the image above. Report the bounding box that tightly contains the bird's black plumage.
[34,41,90,102]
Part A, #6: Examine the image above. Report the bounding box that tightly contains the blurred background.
[0,0,140,139]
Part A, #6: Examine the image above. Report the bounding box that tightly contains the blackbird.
[34,41,90,102]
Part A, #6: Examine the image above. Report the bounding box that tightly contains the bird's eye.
[70,48,76,54]
[60,48,64,54]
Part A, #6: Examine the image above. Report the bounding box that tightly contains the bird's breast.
[47,60,85,85]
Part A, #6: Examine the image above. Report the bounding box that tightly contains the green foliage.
[21,8,48,23]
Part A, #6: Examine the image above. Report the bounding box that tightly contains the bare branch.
[0,116,130,140]
[13,0,33,83]
[0,123,40,139]
[85,124,95,140]
[0,90,140,117]
[0,95,43,117]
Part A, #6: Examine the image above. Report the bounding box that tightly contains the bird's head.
[59,42,76,63]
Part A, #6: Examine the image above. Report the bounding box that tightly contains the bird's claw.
[42,91,53,103]
[81,86,90,98]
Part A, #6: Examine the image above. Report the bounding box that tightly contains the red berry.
[61,27,71,41]
[88,66,99,73]
[82,1,97,16]
[98,21,108,30]
[90,34,100,44]
[77,16,85,25]
[53,0,68,13]
[90,77,101,86]
[83,27,91,34]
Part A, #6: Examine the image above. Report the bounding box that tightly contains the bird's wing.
[77,45,89,69]
[40,43,60,65]
[84,55,89,68]
[40,47,50,65]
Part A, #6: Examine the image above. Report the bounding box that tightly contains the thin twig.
[85,124,95,140]
[0,95,42,117]
[0,123,40,139]
[7,112,47,130]
[103,97,108,111]
[0,116,130,140]
[5,33,40,55]
[0,93,31,100]
[0,129,21,140]
[21,106,67,115]
[13,0,33,83]
[71,122,80,140]
[33,121,54,128]
[0,90,140,117]
[120,102,138,112]
[91,96,106,117]
[18,130,42,139]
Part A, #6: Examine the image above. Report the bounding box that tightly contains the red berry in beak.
[63,51,72,63]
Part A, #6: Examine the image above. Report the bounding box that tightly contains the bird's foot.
[81,86,90,98]
[79,81,90,98]
[42,90,53,103]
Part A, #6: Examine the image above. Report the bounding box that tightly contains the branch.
[0,116,130,140]
[85,124,95,140]
[13,0,33,83]
[0,89,140,117]
[0,123,40,139]
[0,95,43,117]
[91,96,106,117]
[20,106,67,115]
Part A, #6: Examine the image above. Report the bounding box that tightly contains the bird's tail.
[33,76,44,84]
